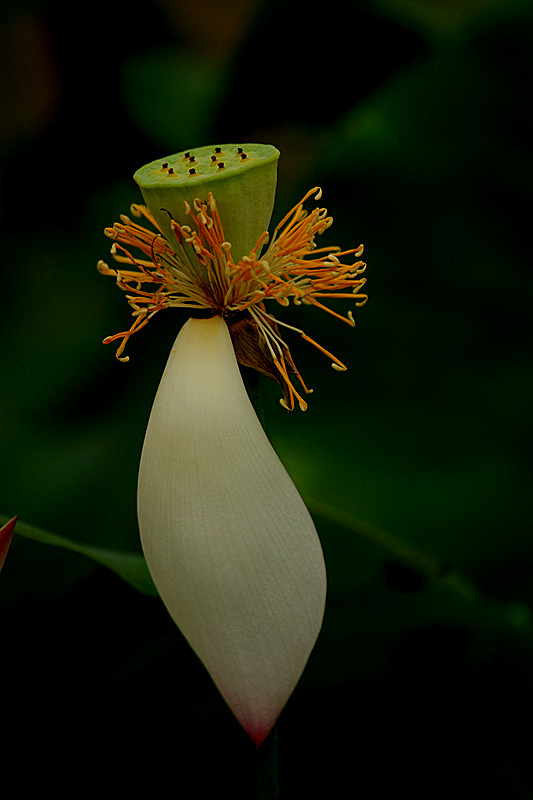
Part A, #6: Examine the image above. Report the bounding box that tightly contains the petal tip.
[0,516,17,571]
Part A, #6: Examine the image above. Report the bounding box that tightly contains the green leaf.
[0,514,158,596]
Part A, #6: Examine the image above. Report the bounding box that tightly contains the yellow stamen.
[272,357,308,412]
[99,188,367,409]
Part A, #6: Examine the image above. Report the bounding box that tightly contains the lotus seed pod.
[133,143,280,261]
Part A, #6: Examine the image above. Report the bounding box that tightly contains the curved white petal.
[138,315,326,744]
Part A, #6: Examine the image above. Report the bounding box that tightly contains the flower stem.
[254,724,280,799]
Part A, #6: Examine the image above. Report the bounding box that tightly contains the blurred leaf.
[304,498,533,688]
[325,4,533,191]
[309,498,480,601]
[372,0,531,46]
[0,514,157,596]
[121,46,229,151]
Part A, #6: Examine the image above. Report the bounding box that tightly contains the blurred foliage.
[1,0,532,797]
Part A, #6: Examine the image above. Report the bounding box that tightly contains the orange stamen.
[99,186,367,409]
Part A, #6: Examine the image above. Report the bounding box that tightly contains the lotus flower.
[99,143,367,744]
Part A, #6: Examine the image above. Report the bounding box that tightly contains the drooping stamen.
[99,186,367,409]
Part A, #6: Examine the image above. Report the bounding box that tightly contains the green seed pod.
[133,143,280,262]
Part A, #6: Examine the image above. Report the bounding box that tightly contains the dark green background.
[1,0,532,796]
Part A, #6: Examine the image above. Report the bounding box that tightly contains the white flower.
[137,315,327,744]
[100,142,368,743]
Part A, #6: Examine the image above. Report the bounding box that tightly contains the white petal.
[138,316,326,744]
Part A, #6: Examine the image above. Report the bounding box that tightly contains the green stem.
[255,725,280,799]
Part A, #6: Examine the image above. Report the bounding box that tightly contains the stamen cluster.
[98,188,367,410]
